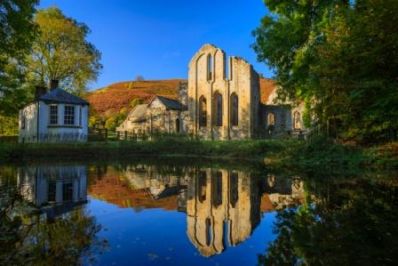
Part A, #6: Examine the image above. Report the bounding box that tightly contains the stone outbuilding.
[117,95,187,136]
[18,80,89,143]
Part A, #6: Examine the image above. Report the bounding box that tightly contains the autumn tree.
[27,7,102,95]
[0,0,38,115]
[253,0,398,142]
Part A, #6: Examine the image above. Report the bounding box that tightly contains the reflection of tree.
[0,190,105,265]
[259,178,398,265]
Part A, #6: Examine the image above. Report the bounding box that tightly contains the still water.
[0,160,397,265]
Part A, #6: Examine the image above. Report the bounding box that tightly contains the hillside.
[86,79,184,117]
[86,78,276,119]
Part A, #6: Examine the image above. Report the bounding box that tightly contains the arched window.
[229,172,238,208]
[212,171,222,207]
[293,111,301,130]
[267,112,275,126]
[213,92,223,127]
[198,171,207,203]
[206,218,212,246]
[207,54,213,81]
[199,96,207,128]
[175,118,180,133]
[230,93,238,126]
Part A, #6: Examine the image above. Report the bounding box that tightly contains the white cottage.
[19,80,89,143]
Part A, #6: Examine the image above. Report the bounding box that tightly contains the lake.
[0,159,397,265]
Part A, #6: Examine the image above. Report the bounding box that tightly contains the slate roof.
[151,95,186,110]
[38,88,89,105]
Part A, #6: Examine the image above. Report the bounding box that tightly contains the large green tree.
[253,0,398,142]
[0,0,38,116]
[26,7,102,95]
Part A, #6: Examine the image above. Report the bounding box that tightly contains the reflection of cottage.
[19,80,89,143]
[186,169,260,257]
[117,95,188,135]
[17,165,88,218]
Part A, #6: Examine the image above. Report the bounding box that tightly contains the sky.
[39,0,272,90]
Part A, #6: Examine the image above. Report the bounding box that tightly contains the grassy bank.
[0,137,396,171]
[0,138,295,163]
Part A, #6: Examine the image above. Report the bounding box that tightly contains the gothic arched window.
[213,92,223,127]
[212,171,222,207]
[199,96,207,128]
[293,111,301,130]
[230,93,238,126]
[207,54,213,81]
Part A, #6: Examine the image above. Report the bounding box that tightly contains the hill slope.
[86,79,184,117]
[86,78,276,118]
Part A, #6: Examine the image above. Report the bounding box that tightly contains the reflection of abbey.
[118,44,307,139]
[88,164,305,257]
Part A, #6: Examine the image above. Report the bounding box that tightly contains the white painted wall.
[19,101,89,143]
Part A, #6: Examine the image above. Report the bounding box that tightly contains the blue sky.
[39,0,272,90]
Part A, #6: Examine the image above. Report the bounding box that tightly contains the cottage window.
[48,181,56,202]
[79,106,82,126]
[267,112,275,126]
[207,54,213,81]
[49,105,58,125]
[230,93,238,126]
[64,105,75,125]
[213,92,223,127]
[63,182,73,201]
[293,111,301,130]
[199,96,207,127]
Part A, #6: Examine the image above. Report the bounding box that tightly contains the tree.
[0,0,38,115]
[135,75,145,81]
[26,7,102,95]
[253,0,398,142]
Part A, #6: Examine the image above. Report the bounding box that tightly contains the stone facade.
[117,95,188,136]
[117,44,308,140]
[187,44,260,140]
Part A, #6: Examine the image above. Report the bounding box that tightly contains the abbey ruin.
[118,44,306,140]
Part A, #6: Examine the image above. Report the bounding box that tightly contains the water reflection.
[87,164,306,257]
[186,169,261,257]
[0,165,102,265]
[18,165,87,219]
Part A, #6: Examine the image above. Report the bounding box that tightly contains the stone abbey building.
[117,44,306,140]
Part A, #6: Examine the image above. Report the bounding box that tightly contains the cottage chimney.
[49,79,59,90]
[35,85,47,99]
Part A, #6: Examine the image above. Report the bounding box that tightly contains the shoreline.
[0,138,396,172]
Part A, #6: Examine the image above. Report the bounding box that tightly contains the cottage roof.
[128,104,148,122]
[150,95,186,110]
[38,88,89,105]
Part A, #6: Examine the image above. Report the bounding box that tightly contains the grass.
[0,137,396,172]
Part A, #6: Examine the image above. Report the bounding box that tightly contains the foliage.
[253,0,398,143]
[0,114,18,135]
[0,0,38,115]
[259,176,398,265]
[26,7,102,95]
[0,189,104,264]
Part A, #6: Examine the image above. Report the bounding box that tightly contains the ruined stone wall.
[188,44,260,140]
